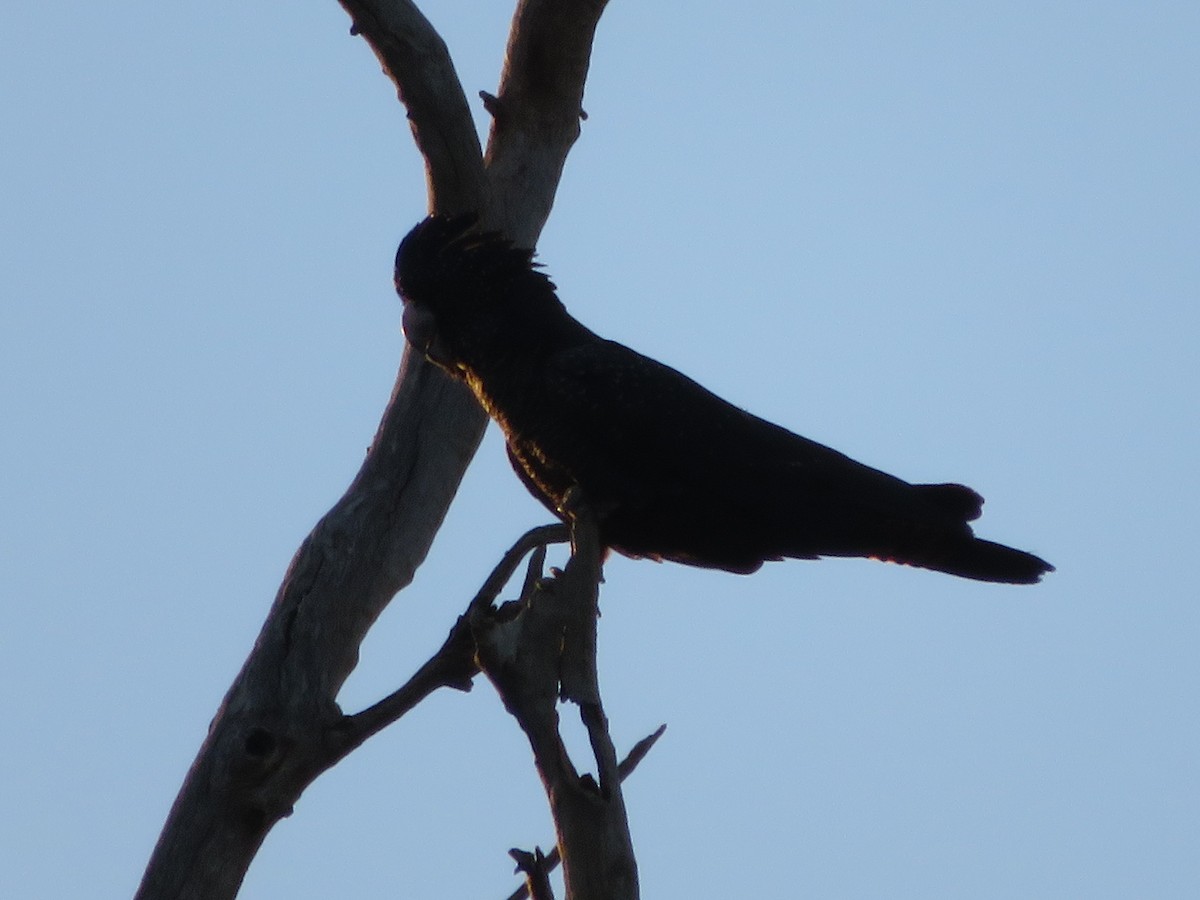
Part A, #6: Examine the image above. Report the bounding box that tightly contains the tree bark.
[135,2,609,897]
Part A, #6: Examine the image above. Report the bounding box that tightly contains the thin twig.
[470,524,569,616]
[618,724,667,779]
[336,618,477,750]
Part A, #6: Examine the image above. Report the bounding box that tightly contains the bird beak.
[401,302,453,368]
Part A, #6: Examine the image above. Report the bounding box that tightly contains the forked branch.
[135,1,609,897]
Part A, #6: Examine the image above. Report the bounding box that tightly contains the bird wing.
[540,340,788,493]
[532,340,912,566]
[540,339,873,493]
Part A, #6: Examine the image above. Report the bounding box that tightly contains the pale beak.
[401,303,453,367]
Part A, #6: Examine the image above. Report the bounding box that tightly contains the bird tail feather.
[887,536,1054,585]
[914,482,984,521]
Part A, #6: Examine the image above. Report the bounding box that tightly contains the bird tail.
[877,483,1054,584]
[894,535,1054,584]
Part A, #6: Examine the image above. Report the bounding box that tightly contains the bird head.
[394,215,554,376]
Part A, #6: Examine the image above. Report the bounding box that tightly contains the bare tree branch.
[135,0,610,896]
[341,0,487,215]
[486,0,610,241]
[503,725,667,900]
[476,505,640,900]
[510,847,557,900]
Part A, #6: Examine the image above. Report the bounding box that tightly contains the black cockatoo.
[395,215,1052,583]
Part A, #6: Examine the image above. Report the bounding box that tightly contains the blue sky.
[2,2,1197,897]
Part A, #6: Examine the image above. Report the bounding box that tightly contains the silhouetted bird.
[395,215,1052,583]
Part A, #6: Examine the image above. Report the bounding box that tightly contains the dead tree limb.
[476,504,640,900]
[135,2,609,897]
[503,725,667,900]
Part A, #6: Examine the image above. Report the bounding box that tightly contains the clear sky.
[2,2,1197,897]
